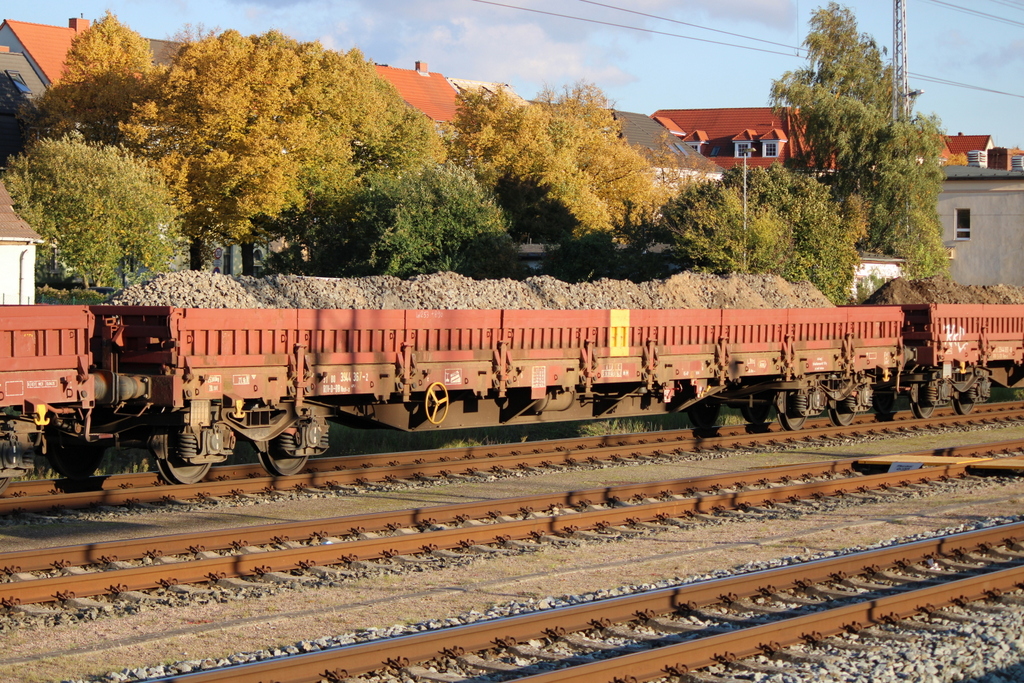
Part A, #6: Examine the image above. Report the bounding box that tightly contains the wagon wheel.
[827,406,856,427]
[872,391,898,420]
[0,478,9,496]
[910,401,935,420]
[46,434,107,479]
[775,392,807,431]
[739,395,773,425]
[952,386,981,415]
[687,401,721,429]
[257,432,312,477]
[424,382,450,425]
[150,432,212,486]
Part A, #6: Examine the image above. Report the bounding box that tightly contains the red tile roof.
[651,107,793,169]
[375,63,459,122]
[0,18,88,84]
[944,134,994,156]
[0,180,42,242]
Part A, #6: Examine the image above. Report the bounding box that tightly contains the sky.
[3,0,1022,148]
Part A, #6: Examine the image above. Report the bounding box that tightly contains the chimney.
[987,147,1012,171]
[415,61,429,75]
[68,18,89,33]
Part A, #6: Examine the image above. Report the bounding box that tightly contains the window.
[735,142,752,157]
[688,142,702,153]
[763,141,779,157]
[709,146,720,156]
[955,208,971,240]
[6,71,30,94]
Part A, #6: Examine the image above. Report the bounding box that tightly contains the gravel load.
[866,275,1024,305]
[109,271,833,310]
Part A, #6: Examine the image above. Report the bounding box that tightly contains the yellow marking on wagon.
[609,309,629,357]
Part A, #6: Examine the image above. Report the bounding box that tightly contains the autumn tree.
[771,2,947,276]
[2,134,179,287]
[447,83,664,242]
[27,11,157,145]
[125,31,442,271]
[663,165,864,303]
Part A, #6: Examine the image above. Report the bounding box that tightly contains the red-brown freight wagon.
[83,305,905,484]
[0,305,95,493]
[895,303,1024,416]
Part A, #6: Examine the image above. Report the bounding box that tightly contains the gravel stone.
[109,271,833,310]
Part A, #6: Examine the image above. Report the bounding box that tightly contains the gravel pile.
[866,275,1024,305]
[109,271,833,310]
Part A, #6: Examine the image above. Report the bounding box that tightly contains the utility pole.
[892,0,908,121]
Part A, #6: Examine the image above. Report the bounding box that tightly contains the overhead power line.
[467,0,803,58]
[917,0,1024,28]
[468,0,1024,101]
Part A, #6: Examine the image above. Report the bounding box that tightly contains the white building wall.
[0,242,36,304]
[939,177,1024,286]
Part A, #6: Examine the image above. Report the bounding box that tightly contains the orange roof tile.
[684,130,709,143]
[652,115,684,136]
[375,63,459,122]
[944,134,994,156]
[1,18,87,84]
[759,128,787,141]
[731,129,757,142]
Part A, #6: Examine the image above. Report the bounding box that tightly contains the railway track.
[2,437,1021,609]
[6,400,1024,516]
[132,518,1024,683]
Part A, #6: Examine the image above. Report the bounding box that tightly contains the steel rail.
[144,520,1024,682]
[10,399,1024,500]
[5,401,1024,516]
[0,461,978,606]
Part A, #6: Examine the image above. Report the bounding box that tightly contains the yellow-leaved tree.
[447,83,664,242]
[27,11,157,145]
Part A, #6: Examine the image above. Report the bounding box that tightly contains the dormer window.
[6,71,30,94]
[688,142,702,153]
[763,141,779,157]
[735,142,752,157]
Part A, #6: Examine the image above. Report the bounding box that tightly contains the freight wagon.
[0,302,1019,492]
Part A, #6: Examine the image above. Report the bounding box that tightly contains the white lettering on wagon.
[601,363,629,378]
[532,366,547,389]
[444,369,462,386]
[26,379,58,390]
[941,323,969,354]
[232,374,252,386]
[206,374,222,392]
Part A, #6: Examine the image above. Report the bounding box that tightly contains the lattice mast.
[892,0,909,120]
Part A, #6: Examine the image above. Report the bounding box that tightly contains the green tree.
[771,2,947,276]
[662,165,864,303]
[447,83,665,242]
[27,11,157,145]
[2,134,179,287]
[270,164,518,279]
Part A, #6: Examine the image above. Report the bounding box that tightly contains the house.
[650,107,795,170]
[612,110,720,181]
[375,61,460,123]
[940,164,1024,286]
[0,48,43,166]
[0,17,89,86]
[0,179,42,304]
[944,133,994,163]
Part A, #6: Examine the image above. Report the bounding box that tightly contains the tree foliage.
[663,165,864,303]
[2,134,179,287]
[124,31,442,270]
[269,164,519,279]
[771,2,947,276]
[27,11,157,145]
[447,83,664,242]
